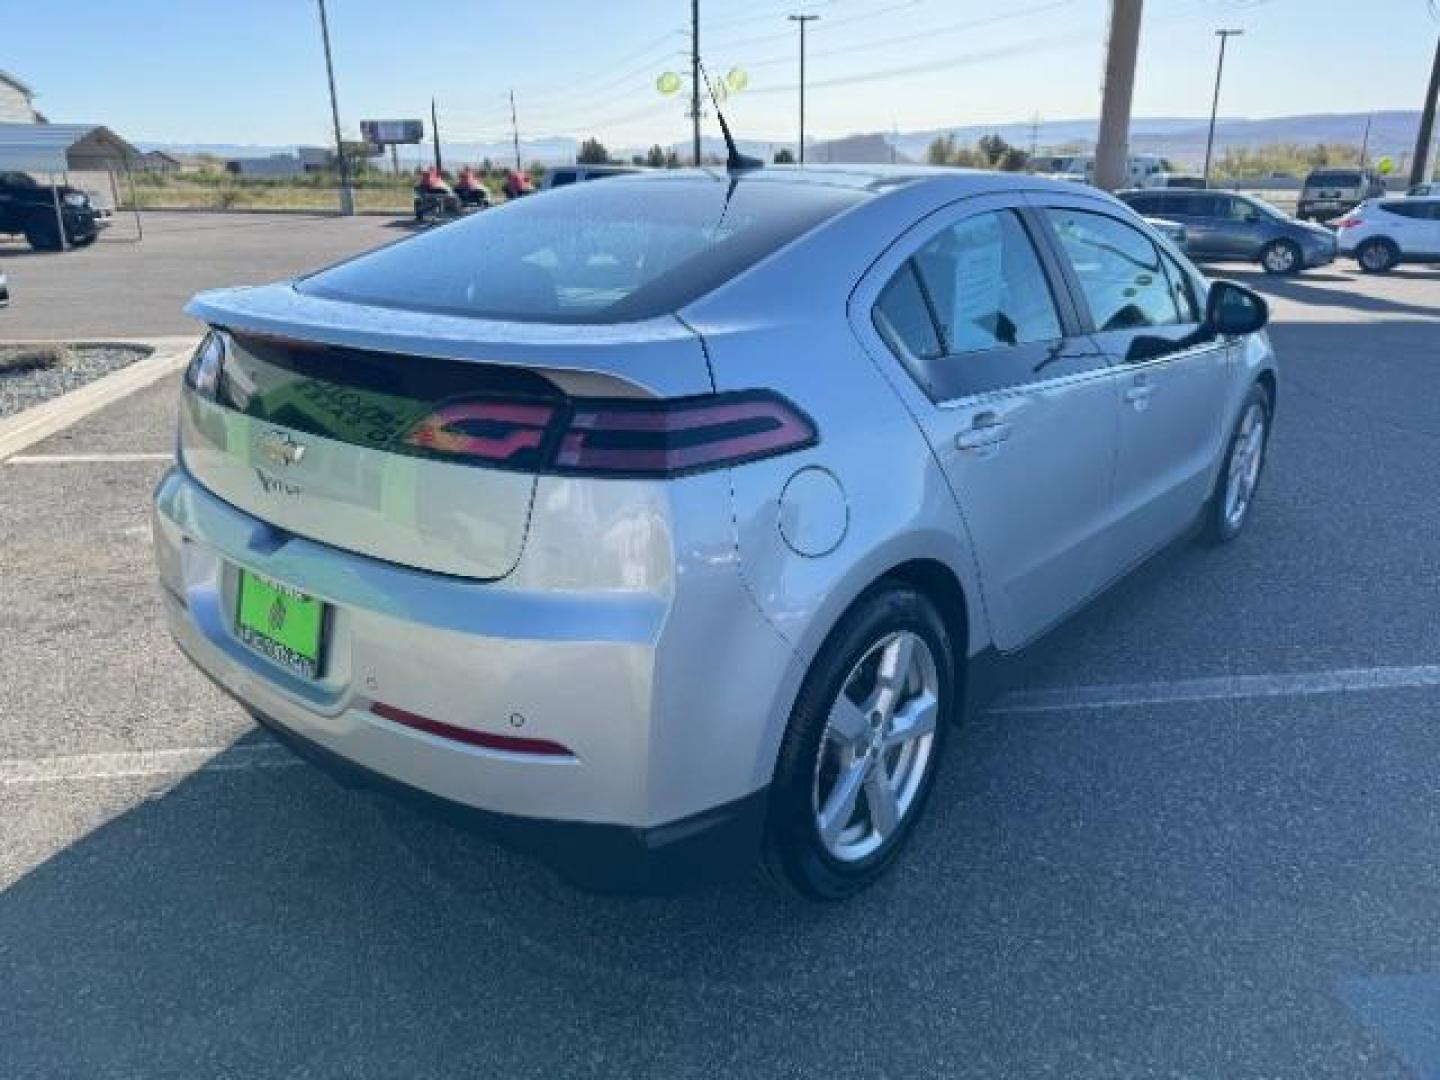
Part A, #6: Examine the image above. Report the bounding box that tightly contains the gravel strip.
[0,344,153,418]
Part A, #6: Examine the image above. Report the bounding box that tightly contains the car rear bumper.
[152,461,797,883]
[246,698,768,892]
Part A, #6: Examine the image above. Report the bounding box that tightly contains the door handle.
[955,414,1012,452]
[1123,377,1155,408]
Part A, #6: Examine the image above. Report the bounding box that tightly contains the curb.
[0,338,196,463]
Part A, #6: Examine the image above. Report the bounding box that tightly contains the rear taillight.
[401,390,816,478]
[1335,215,1360,230]
[184,330,226,397]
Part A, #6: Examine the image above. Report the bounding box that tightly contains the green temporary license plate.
[235,569,326,680]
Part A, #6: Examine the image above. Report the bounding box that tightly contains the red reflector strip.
[371,702,574,758]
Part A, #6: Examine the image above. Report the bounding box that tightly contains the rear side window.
[1045,208,1181,331]
[1122,194,1161,215]
[871,210,1068,401]
[873,264,943,365]
[1168,194,1219,217]
[300,177,865,323]
[547,170,577,187]
[910,210,1062,356]
[1380,200,1430,219]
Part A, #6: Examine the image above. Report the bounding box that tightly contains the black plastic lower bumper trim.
[251,709,769,894]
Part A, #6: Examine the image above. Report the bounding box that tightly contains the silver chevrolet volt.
[154,167,1277,899]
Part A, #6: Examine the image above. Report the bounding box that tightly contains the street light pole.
[789,13,819,164]
[315,0,354,216]
[1203,29,1243,187]
[691,0,702,165]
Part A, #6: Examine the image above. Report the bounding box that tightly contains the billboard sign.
[361,120,424,147]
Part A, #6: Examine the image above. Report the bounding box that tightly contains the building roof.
[0,122,141,173]
[0,70,35,98]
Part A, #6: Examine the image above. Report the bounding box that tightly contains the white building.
[0,70,44,124]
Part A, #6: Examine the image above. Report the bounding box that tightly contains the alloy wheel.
[811,630,939,863]
[1224,401,1267,530]
[1263,243,1297,274]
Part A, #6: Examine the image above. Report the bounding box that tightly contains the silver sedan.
[154,166,1277,899]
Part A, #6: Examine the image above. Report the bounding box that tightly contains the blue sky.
[8,0,1440,147]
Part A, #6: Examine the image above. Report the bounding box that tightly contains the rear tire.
[763,584,955,901]
[1200,383,1272,546]
[1355,238,1399,274]
[1260,239,1302,275]
[23,219,63,252]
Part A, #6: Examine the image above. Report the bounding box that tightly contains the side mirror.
[1206,280,1269,336]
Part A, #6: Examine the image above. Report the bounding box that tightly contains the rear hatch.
[180,285,714,580]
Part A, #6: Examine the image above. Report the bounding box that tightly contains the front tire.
[1260,239,1302,275]
[1355,238,1399,274]
[1201,383,1272,545]
[763,584,955,900]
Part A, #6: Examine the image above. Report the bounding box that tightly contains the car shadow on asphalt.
[1221,267,1440,319]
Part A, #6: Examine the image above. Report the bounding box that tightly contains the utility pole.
[431,98,443,173]
[1410,35,1440,187]
[789,13,820,164]
[691,0,702,165]
[1359,113,1373,167]
[509,90,521,171]
[315,0,354,215]
[1094,0,1143,191]
[1029,112,1041,161]
[1202,29,1243,187]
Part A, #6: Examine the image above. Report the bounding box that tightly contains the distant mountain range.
[141,110,1425,169]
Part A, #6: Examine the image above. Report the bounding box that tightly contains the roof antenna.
[699,61,763,172]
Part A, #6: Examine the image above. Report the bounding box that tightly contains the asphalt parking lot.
[2,216,1440,1077]
[0,212,398,339]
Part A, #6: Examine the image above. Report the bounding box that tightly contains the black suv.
[0,172,100,251]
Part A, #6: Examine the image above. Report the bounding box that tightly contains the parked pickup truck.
[0,171,100,251]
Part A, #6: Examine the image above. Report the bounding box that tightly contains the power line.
[726,1,1075,72]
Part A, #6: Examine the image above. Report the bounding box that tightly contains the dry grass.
[0,344,75,376]
[123,180,415,213]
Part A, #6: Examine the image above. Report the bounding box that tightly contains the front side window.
[910,210,1062,357]
[1045,208,1182,332]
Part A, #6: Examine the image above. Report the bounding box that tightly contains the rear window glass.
[299,177,866,323]
[1307,171,1361,187]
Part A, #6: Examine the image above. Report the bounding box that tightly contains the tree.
[977,133,1014,167]
[664,149,680,168]
[773,147,796,164]
[645,144,668,168]
[577,138,609,165]
[927,133,958,166]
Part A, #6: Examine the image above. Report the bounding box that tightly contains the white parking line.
[5,452,173,465]
[989,663,1440,715]
[0,743,303,786]
[8,664,1440,786]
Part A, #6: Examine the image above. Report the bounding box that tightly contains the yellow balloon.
[1376,156,1394,175]
[656,71,682,96]
[726,67,749,93]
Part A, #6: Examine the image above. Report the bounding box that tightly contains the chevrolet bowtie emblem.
[258,430,306,468]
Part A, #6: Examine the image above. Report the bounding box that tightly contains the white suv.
[1336,198,1440,272]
